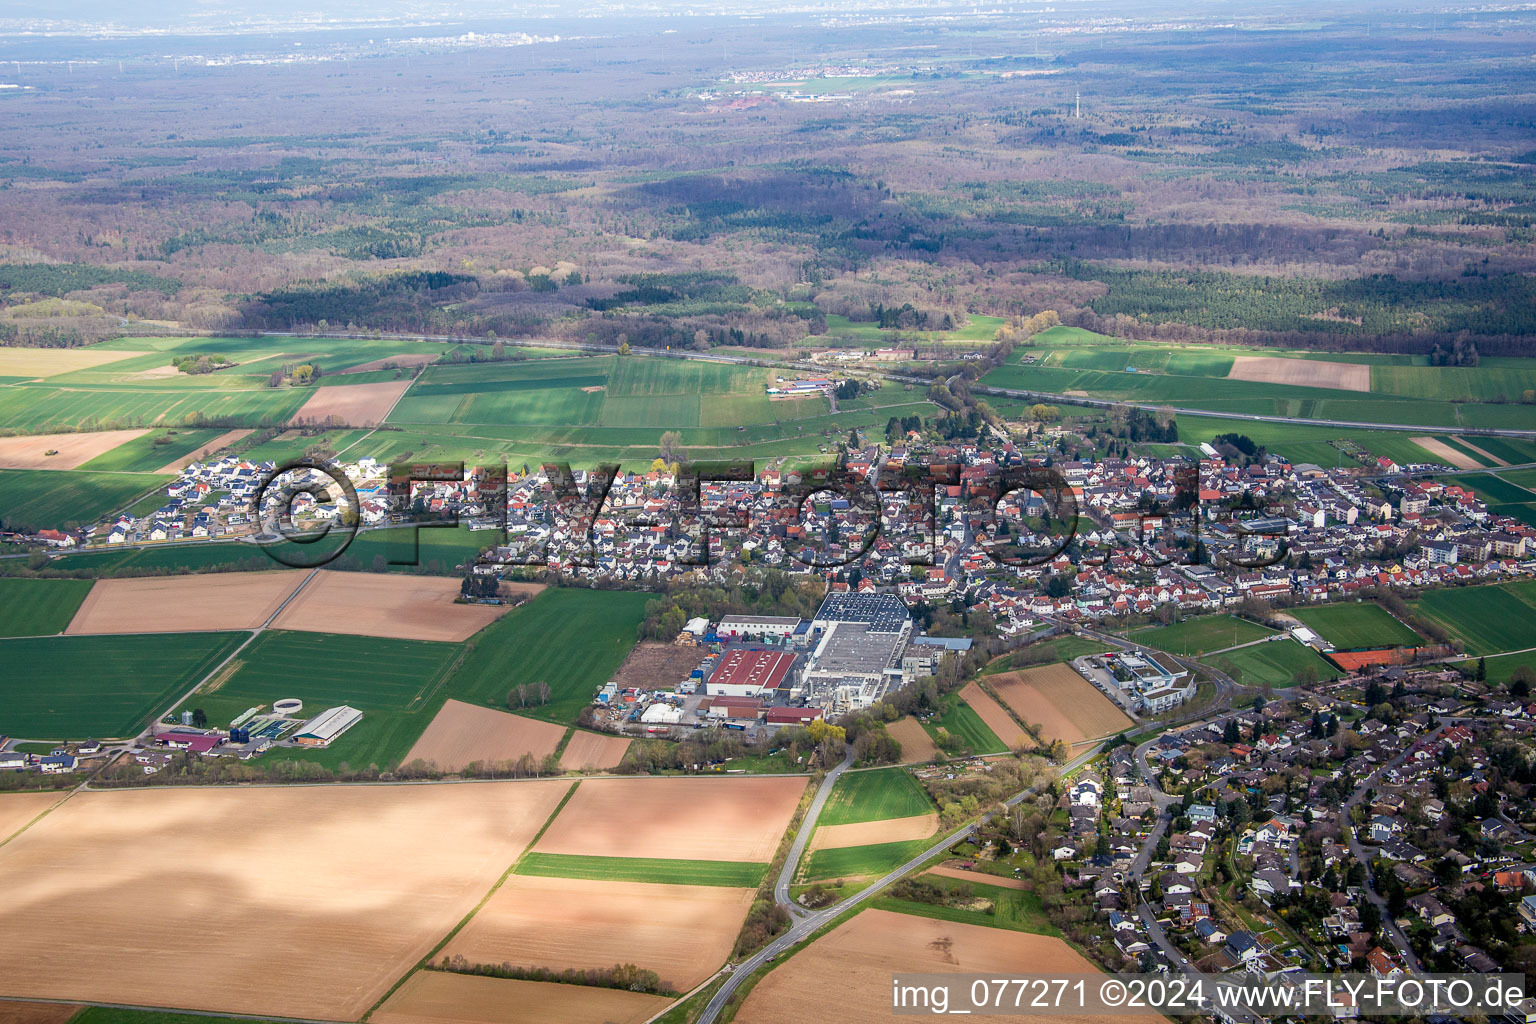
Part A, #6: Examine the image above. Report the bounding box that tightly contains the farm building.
[155,731,224,754]
[704,648,800,697]
[293,705,364,747]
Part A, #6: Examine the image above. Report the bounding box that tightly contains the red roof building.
[708,649,798,693]
[765,707,823,726]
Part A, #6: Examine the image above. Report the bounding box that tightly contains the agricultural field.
[269,569,520,643]
[0,1002,79,1024]
[1291,602,1423,649]
[884,717,941,763]
[0,791,64,845]
[872,876,1059,936]
[449,588,649,724]
[515,853,768,888]
[808,814,938,852]
[1412,581,1536,656]
[0,782,570,1020]
[65,570,307,634]
[0,577,94,636]
[735,909,1155,1024]
[819,767,934,826]
[444,873,756,991]
[924,695,1008,755]
[1453,473,1536,505]
[802,838,935,882]
[1471,650,1536,684]
[957,681,1031,749]
[402,699,566,772]
[0,632,244,739]
[0,468,169,531]
[558,730,631,771]
[534,776,804,862]
[76,428,236,474]
[373,971,672,1024]
[1172,414,1442,470]
[0,428,150,471]
[986,663,1134,745]
[1130,614,1277,655]
[1211,638,1338,688]
[289,379,413,426]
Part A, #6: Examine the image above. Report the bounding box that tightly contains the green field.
[1172,414,1441,469]
[1413,581,1536,656]
[1291,602,1422,649]
[1467,650,1536,684]
[873,878,1059,936]
[449,587,648,724]
[1130,614,1277,655]
[1455,473,1536,505]
[77,427,229,473]
[924,697,1008,755]
[804,837,935,880]
[0,632,245,738]
[0,469,169,530]
[516,852,767,887]
[1212,638,1338,687]
[0,577,93,636]
[819,767,934,826]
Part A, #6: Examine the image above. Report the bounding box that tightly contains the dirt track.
[289,379,413,426]
[1227,355,1370,391]
[0,781,570,1020]
[809,812,938,851]
[0,429,149,470]
[65,570,308,634]
[988,664,1133,746]
[374,971,671,1024]
[736,909,1164,1024]
[446,874,755,991]
[558,730,631,771]
[270,570,514,642]
[885,717,940,763]
[534,776,805,862]
[403,699,566,772]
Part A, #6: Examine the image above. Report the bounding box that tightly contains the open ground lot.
[809,813,938,851]
[533,776,805,862]
[1130,614,1277,655]
[289,379,413,426]
[403,699,566,772]
[444,873,755,991]
[987,664,1134,746]
[270,570,513,642]
[958,681,1030,749]
[66,570,306,634]
[0,577,94,637]
[886,717,941,763]
[0,782,570,1020]
[558,729,631,771]
[736,909,1159,1024]
[373,970,672,1024]
[0,429,149,470]
[1,632,245,739]
[610,641,707,691]
[0,792,65,845]
[1228,355,1370,391]
[1291,602,1423,649]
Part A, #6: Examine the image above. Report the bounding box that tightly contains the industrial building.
[812,592,912,634]
[715,614,802,640]
[703,648,801,698]
[801,592,915,714]
[293,705,364,747]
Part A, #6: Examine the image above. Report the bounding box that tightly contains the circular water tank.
[273,698,304,716]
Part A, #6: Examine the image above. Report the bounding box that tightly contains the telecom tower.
[1075,90,1081,118]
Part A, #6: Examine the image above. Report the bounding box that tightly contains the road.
[774,745,855,917]
[692,743,1106,1024]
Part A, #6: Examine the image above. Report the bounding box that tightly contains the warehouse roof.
[709,648,798,692]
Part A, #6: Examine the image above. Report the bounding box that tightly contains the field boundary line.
[0,790,73,854]
[361,777,579,1021]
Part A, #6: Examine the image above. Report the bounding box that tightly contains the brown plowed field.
[153,428,252,473]
[289,379,413,426]
[445,874,755,991]
[373,971,672,1024]
[886,717,940,763]
[0,1001,81,1024]
[0,781,571,1020]
[736,909,1164,1024]
[0,792,66,845]
[988,664,1133,746]
[403,700,566,772]
[1411,436,1481,470]
[336,352,439,375]
[270,570,517,642]
[610,641,707,691]
[534,776,805,862]
[558,730,631,771]
[0,347,146,378]
[959,682,1030,749]
[65,570,307,634]
[810,812,938,851]
[924,863,1030,890]
[0,429,149,470]
[1227,355,1369,391]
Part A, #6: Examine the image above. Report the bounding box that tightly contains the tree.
[192,707,207,727]
[617,341,631,355]
[659,430,684,464]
